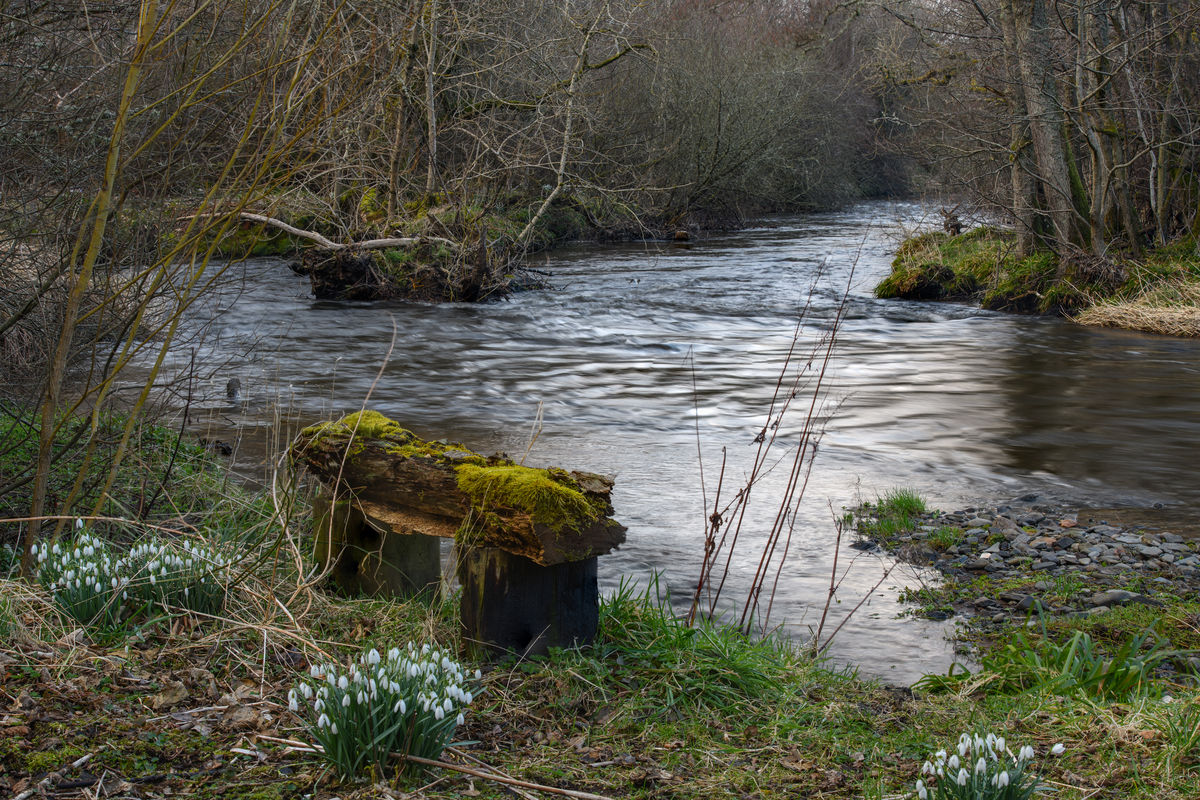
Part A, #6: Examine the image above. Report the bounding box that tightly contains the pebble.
[856,497,1198,626]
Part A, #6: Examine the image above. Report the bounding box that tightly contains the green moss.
[455,464,598,534]
[25,744,88,775]
[300,410,410,444]
[299,411,488,468]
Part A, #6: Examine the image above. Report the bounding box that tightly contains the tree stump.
[291,410,625,655]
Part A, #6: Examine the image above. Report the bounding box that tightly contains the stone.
[1016,595,1044,612]
[966,517,992,528]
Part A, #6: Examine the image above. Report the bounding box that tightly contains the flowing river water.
[161,202,1200,685]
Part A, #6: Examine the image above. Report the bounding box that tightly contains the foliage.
[915,732,1063,800]
[292,644,479,780]
[0,406,214,536]
[917,621,1178,701]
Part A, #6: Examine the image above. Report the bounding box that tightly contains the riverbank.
[852,491,1200,673]
[5,424,1200,798]
[875,228,1200,337]
[200,190,720,303]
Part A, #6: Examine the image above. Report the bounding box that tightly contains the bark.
[1008,0,1088,251]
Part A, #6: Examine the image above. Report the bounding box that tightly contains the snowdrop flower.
[957,740,969,757]
[1051,743,1065,755]
[317,713,330,729]
[975,757,987,775]
[948,754,960,770]
[915,779,927,800]
[288,690,299,712]
[434,706,445,721]
[997,770,1010,787]
[394,699,406,714]
[956,768,968,786]
[338,675,349,690]
[1019,745,1035,762]
[456,713,464,726]
[921,761,934,776]
[329,722,338,735]
[996,736,1006,754]
[342,694,351,707]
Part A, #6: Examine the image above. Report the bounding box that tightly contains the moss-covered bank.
[877,227,1200,336]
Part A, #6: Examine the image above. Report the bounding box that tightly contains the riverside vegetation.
[3,423,1200,799]
[875,227,1200,337]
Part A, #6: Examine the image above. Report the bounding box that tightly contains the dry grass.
[1074,278,1200,337]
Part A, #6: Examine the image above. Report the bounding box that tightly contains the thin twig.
[393,753,616,800]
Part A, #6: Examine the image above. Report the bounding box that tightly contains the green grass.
[917,620,1181,702]
[0,406,223,542]
[855,488,929,540]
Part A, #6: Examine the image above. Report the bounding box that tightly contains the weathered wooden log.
[290,410,625,567]
[457,547,598,658]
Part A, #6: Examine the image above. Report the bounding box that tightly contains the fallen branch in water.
[183,211,460,251]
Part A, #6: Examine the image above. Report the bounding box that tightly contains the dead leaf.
[223,704,263,730]
[150,680,189,710]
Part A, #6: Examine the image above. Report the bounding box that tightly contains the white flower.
[921,761,934,776]
[975,757,986,775]
[1051,743,1065,755]
[342,694,351,707]
[996,736,1006,754]
[948,754,960,770]
[1019,745,1035,762]
[338,675,349,690]
[957,768,968,786]
[456,713,464,726]
[916,779,927,800]
[434,707,445,720]
[329,722,338,735]
[957,740,968,757]
[317,713,330,729]
[394,699,406,714]
[76,518,84,529]
[997,770,1010,787]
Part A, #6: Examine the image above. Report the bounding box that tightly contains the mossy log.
[290,411,626,567]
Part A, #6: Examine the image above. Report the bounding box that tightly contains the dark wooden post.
[312,493,441,597]
[457,546,599,658]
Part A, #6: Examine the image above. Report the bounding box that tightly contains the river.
[161,202,1200,685]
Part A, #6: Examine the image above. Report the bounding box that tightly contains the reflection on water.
[154,203,1200,685]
